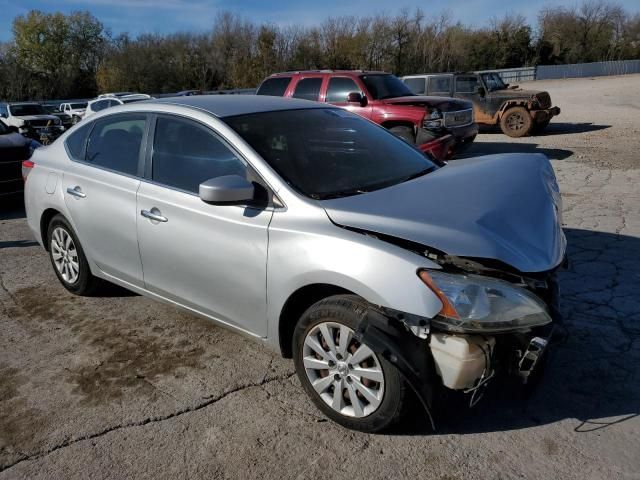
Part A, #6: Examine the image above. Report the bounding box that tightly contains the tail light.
[22,160,34,182]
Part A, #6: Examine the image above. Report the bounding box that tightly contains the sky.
[1,0,639,41]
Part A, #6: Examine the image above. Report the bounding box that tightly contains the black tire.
[71,116,80,125]
[389,125,415,144]
[293,294,410,432]
[47,214,100,295]
[531,118,551,135]
[500,106,533,138]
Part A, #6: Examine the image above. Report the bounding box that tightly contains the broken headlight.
[418,270,552,333]
[423,109,443,129]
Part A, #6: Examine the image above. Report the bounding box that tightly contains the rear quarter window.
[256,77,292,97]
[65,123,92,160]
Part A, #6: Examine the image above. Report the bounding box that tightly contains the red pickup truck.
[256,70,478,161]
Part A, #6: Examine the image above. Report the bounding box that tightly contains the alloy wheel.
[506,112,525,131]
[51,226,80,284]
[302,321,384,418]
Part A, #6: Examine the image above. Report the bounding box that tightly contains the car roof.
[148,95,330,118]
[268,70,388,77]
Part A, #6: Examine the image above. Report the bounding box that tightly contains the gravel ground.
[1,74,639,480]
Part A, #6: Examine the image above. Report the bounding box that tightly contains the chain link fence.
[486,60,640,83]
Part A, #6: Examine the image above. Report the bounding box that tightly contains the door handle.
[141,209,168,223]
[66,186,86,198]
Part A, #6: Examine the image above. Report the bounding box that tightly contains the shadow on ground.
[459,142,573,160]
[0,198,25,221]
[479,122,611,137]
[402,227,640,436]
[537,122,611,136]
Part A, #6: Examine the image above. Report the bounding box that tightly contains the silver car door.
[62,113,148,287]
[136,114,272,337]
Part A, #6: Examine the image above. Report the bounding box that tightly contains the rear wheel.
[47,214,100,295]
[500,106,532,138]
[293,295,409,432]
[389,125,415,144]
[71,115,80,125]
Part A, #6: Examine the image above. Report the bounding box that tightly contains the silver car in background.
[24,96,565,432]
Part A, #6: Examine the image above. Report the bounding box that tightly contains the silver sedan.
[24,96,565,432]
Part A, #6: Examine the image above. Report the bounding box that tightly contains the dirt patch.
[0,366,47,458]
[542,437,559,456]
[68,322,206,405]
[12,286,208,406]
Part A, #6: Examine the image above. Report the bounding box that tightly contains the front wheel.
[389,125,416,144]
[293,295,410,432]
[500,106,532,138]
[71,116,80,125]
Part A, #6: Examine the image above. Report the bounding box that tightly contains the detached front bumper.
[416,132,457,162]
[447,122,479,155]
[532,106,561,122]
[417,122,478,158]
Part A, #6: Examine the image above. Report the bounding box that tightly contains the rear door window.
[151,116,246,194]
[427,76,453,95]
[85,114,146,176]
[325,77,360,103]
[256,77,292,97]
[455,76,479,94]
[404,77,426,95]
[292,78,323,101]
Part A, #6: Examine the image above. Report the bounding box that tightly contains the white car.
[83,94,152,119]
[0,102,65,140]
[59,102,88,125]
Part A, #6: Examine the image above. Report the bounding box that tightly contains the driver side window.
[151,116,247,194]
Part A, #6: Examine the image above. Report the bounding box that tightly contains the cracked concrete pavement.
[1,75,639,479]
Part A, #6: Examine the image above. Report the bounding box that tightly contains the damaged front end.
[355,251,563,428]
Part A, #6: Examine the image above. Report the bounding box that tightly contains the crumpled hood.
[321,153,565,273]
[382,96,473,111]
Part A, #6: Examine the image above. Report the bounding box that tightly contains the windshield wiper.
[314,188,370,200]
[401,166,437,183]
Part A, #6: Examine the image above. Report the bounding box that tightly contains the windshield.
[9,104,46,116]
[481,73,507,91]
[360,74,415,100]
[223,108,437,199]
[70,103,87,109]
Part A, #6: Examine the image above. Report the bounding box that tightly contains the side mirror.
[476,86,486,96]
[347,92,367,106]
[199,175,254,204]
